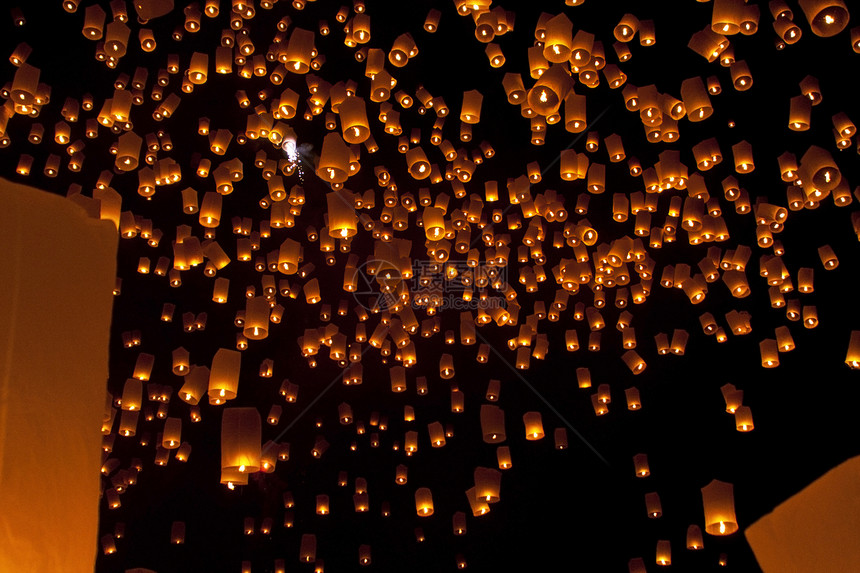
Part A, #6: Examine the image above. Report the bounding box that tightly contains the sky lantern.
[701,479,739,535]
[3,1,860,571]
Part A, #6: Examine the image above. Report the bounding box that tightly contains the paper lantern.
[428,421,446,447]
[284,28,315,73]
[208,348,241,405]
[656,540,671,566]
[317,132,350,183]
[626,387,642,410]
[622,350,646,374]
[801,145,841,192]
[339,96,370,144]
[528,64,571,117]
[543,13,573,62]
[639,19,656,45]
[646,492,663,518]
[327,190,358,238]
[389,33,417,66]
[633,453,650,477]
[523,411,544,440]
[220,407,260,484]
[614,14,639,41]
[299,534,316,562]
[460,89,483,124]
[760,339,780,368]
[798,0,849,37]
[424,9,440,32]
[732,140,754,172]
[735,406,754,431]
[162,417,182,449]
[712,0,745,35]
[687,524,704,549]
[415,487,434,516]
[702,479,739,535]
[817,245,839,269]
[315,494,330,515]
[846,331,860,369]
[480,405,506,443]
[681,77,713,121]
[554,428,568,449]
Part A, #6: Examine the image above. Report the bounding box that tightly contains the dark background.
[1,1,859,571]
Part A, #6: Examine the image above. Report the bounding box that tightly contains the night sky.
[1,1,859,571]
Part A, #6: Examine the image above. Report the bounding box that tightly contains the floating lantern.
[701,479,739,535]
[221,407,261,481]
[798,0,849,37]
[415,488,434,516]
[523,411,544,440]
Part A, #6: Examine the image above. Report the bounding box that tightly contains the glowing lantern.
[817,245,839,269]
[576,367,592,388]
[544,13,573,62]
[523,411,544,440]
[221,407,261,483]
[614,14,639,41]
[208,348,241,405]
[626,387,642,410]
[327,190,358,238]
[798,0,849,37]
[480,405,506,443]
[415,487,434,516]
[299,534,316,562]
[460,90,483,124]
[179,366,209,406]
[428,421,446,447]
[162,417,181,449]
[172,347,190,375]
[554,428,568,449]
[285,28,315,73]
[723,270,750,297]
[358,544,371,566]
[339,96,370,144]
[633,453,650,477]
[687,524,704,549]
[735,406,754,431]
[121,378,142,411]
[681,77,713,121]
[244,297,270,340]
[760,339,779,368]
[304,278,321,304]
[788,96,812,131]
[622,350,646,374]
[645,492,663,518]
[528,64,571,117]
[389,33,417,67]
[702,479,739,535]
[317,132,350,183]
[316,494,330,515]
[656,540,671,566]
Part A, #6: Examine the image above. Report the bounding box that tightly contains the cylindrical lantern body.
[209,348,241,404]
[523,411,544,440]
[221,407,261,479]
[415,487,434,516]
[701,479,738,535]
